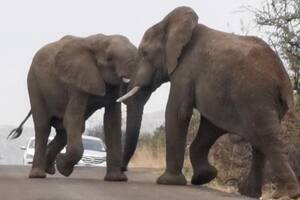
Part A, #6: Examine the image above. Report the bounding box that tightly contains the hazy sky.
[0,0,264,126]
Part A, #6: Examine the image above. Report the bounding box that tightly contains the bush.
[85,124,105,140]
[129,125,166,169]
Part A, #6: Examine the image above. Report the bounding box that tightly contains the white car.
[21,135,106,167]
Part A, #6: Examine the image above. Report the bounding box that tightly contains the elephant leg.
[247,114,300,199]
[45,123,67,175]
[56,91,87,177]
[238,148,265,198]
[104,102,127,181]
[29,112,51,178]
[190,117,224,185]
[157,84,193,185]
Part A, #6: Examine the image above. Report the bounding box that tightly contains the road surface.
[0,166,254,200]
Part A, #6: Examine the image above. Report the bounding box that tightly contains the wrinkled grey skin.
[120,6,300,199]
[10,34,141,181]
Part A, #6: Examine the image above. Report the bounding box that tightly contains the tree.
[85,124,105,140]
[251,0,300,92]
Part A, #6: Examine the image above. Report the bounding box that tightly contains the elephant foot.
[45,161,56,175]
[191,165,217,185]
[156,171,187,185]
[29,167,46,178]
[272,184,300,199]
[238,179,261,198]
[56,154,74,177]
[104,171,128,182]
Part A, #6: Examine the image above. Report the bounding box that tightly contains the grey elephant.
[118,6,300,199]
[9,34,142,181]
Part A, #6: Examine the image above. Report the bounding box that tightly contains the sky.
[0,0,264,126]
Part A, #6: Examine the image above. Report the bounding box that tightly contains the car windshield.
[82,138,106,152]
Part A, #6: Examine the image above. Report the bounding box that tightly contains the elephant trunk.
[121,88,151,171]
[122,103,144,171]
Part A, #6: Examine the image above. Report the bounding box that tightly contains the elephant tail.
[7,110,32,140]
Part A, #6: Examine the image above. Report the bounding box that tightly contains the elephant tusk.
[117,86,141,102]
[122,78,131,83]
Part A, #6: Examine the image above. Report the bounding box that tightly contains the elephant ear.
[55,39,106,96]
[165,7,198,75]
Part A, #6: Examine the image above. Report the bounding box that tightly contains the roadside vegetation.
[129,98,300,197]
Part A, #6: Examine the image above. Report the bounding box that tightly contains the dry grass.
[129,144,238,193]
[129,145,166,169]
[129,145,300,200]
[129,145,195,180]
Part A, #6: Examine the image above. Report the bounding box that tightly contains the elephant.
[118,6,300,199]
[9,33,142,181]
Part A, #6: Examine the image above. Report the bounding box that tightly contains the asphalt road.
[0,166,254,200]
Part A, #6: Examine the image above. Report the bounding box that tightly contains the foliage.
[138,125,166,158]
[129,125,166,169]
[85,124,105,140]
[251,0,300,91]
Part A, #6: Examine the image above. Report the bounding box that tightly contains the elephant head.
[118,7,198,100]
[55,34,137,96]
[119,7,199,170]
